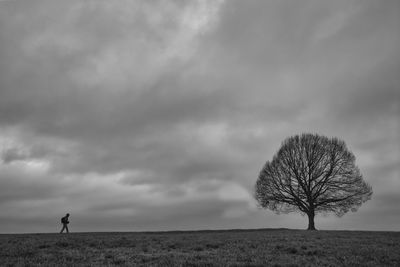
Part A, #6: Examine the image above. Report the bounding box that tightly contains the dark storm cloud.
[0,0,399,232]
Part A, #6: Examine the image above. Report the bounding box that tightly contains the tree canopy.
[255,133,372,230]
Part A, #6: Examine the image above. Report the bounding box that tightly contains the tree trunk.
[307,211,316,230]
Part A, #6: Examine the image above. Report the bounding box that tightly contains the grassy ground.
[1,229,399,266]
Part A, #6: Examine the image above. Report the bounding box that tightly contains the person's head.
[66,213,70,217]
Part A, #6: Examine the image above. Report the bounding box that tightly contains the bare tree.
[255,133,372,230]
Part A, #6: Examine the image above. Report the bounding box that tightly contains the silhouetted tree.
[255,133,372,230]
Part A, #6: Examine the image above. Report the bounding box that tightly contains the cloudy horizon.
[0,0,399,233]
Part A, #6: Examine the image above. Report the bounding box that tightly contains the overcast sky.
[0,0,399,233]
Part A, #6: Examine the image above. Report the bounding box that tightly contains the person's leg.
[66,225,69,233]
[60,225,65,233]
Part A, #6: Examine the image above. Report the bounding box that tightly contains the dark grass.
[1,229,400,266]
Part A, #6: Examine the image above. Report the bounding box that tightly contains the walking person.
[60,213,70,233]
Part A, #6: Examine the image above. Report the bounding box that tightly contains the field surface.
[1,229,399,266]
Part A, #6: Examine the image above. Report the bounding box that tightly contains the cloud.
[0,0,399,232]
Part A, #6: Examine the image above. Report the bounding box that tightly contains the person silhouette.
[60,213,70,233]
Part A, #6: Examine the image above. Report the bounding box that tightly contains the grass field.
[1,229,399,266]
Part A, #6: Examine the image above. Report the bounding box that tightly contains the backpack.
[61,217,66,224]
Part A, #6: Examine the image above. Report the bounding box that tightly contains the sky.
[0,0,399,233]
